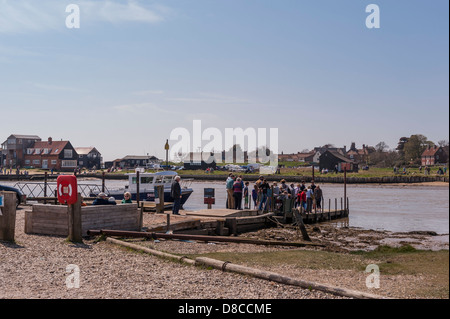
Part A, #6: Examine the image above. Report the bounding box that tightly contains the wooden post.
[44,172,48,204]
[328,198,331,220]
[139,206,144,230]
[347,197,350,216]
[344,167,347,212]
[102,171,106,193]
[226,218,237,236]
[166,213,171,232]
[341,197,343,211]
[68,192,83,243]
[156,185,165,213]
[293,209,311,242]
[136,171,140,206]
[0,191,16,242]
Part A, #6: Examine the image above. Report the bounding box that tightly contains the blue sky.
[0,0,448,161]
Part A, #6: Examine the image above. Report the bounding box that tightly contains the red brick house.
[278,151,315,163]
[346,143,376,165]
[1,134,42,168]
[421,146,448,166]
[24,137,79,171]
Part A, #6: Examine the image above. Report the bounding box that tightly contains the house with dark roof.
[75,147,102,169]
[421,145,448,166]
[1,134,41,168]
[319,150,357,172]
[23,137,78,171]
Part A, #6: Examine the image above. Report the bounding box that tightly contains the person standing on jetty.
[233,177,243,210]
[171,176,182,215]
[243,181,250,209]
[314,185,322,210]
[252,184,258,208]
[226,173,235,209]
[258,179,270,212]
[306,186,314,213]
[297,188,307,211]
[280,179,290,194]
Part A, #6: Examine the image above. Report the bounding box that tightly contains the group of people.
[225,174,324,213]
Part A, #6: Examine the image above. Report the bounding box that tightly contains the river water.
[6,179,449,236]
[185,181,449,235]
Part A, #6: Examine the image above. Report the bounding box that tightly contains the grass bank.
[186,245,449,299]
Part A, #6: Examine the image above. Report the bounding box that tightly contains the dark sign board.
[204,188,215,198]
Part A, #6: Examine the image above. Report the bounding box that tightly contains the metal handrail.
[13,182,110,199]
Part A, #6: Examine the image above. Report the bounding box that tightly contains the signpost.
[57,175,82,243]
[165,140,170,169]
[204,188,215,209]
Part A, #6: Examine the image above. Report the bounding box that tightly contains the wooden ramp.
[185,209,259,218]
[148,209,271,236]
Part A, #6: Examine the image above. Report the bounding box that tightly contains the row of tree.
[370,135,449,167]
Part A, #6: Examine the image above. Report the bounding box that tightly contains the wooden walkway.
[146,206,349,236]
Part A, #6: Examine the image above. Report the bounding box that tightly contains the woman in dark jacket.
[314,185,323,209]
[233,178,243,210]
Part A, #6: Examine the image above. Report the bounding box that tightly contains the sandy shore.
[1,206,448,299]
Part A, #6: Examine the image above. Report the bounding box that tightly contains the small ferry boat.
[92,171,194,206]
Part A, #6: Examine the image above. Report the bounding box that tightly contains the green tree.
[403,134,434,164]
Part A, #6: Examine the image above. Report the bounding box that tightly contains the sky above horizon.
[1,0,448,162]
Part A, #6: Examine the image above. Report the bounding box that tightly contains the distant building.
[75,147,102,170]
[421,146,448,166]
[312,145,347,164]
[111,155,160,169]
[346,142,376,165]
[184,152,217,170]
[0,147,4,166]
[319,150,357,172]
[278,151,315,163]
[23,137,78,171]
[1,134,41,168]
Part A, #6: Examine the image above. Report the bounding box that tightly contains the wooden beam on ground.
[195,257,387,300]
[87,229,324,248]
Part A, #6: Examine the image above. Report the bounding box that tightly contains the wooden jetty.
[145,202,349,236]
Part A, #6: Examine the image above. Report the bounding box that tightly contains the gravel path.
[3,207,446,299]
[0,207,342,299]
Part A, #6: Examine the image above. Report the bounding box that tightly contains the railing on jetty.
[257,194,349,225]
[13,181,109,201]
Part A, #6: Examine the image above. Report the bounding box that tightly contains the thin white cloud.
[0,0,170,34]
[165,92,254,105]
[133,90,165,95]
[113,102,178,115]
[30,82,87,93]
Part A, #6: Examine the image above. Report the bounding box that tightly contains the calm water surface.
[184,181,449,235]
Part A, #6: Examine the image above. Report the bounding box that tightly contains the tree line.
[370,135,449,167]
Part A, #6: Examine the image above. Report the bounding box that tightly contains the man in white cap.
[92,192,115,205]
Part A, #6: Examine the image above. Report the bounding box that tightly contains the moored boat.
[91,171,194,206]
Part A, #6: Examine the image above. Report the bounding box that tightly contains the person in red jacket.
[297,189,307,212]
